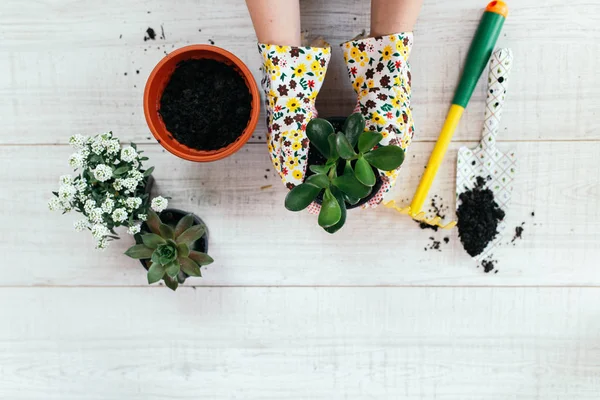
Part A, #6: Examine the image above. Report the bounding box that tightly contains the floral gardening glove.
[258,44,331,189]
[342,33,415,207]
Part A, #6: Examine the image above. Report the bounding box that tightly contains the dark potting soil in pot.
[159,59,252,151]
[456,176,505,257]
[304,117,383,210]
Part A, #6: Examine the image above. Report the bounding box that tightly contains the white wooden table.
[2,0,600,398]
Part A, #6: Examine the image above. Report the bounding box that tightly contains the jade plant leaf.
[306,119,334,158]
[141,233,166,249]
[147,262,166,284]
[354,156,376,187]
[174,215,194,238]
[358,131,384,154]
[327,133,338,160]
[305,174,330,189]
[176,224,206,246]
[309,165,329,175]
[159,223,175,239]
[189,251,215,266]
[146,210,162,235]
[344,193,361,206]
[285,183,321,212]
[324,187,347,234]
[364,146,405,171]
[165,261,180,278]
[124,244,153,259]
[343,113,366,147]
[335,132,357,160]
[318,188,342,228]
[332,174,371,199]
[179,257,202,277]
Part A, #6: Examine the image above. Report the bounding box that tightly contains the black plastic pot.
[305,117,383,210]
[135,208,209,284]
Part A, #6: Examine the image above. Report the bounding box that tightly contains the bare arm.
[245,0,301,46]
[370,0,423,36]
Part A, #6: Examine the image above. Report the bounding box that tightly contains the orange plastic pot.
[144,45,260,162]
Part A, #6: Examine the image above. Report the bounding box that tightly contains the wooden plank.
[0,287,599,399]
[2,141,599,287]
[1,0,599,144]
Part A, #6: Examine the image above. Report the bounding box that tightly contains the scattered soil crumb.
[136,70,140,74]
[144,27,156,41]
[512,224,524,243]
[443,237,449,244]
[209,39,215,45]
[531,211,535,217]
[264,175,268,179]
[481,259,496,273]
[457,176,505,257]
[266,168,270,172]
[160,25,166,40]
[119,34,122,39]
[124,72,128,76]
[260,185,272,190]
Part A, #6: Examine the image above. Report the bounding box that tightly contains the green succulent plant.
[124,210,214,290]
[285,113,405,234]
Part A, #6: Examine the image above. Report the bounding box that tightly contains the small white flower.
[125,197,142,210]
[132,159,140,169]
[80,147,90,158]
[128,170,144,182]
[122,178,138,193]
[151,196,168,213]
[84,199,96,214]
[59,174,73,185]
[68,152,85,169]
[73,219,89,232]
[91,223,110,239]
[96,237,109,250]
[48,197,61,211]
[68,134,87,149]
[113,179,123,191]
[74,179,87,193]
[91,140,104,155]
[60,201,73,213]
[89,208,104,223]
[106,139,120,155]
[101,198,115,214]
[138,214,147,221]
[111,208,128,223]
[58,184,77,203]
[93,164,113,182]
[120,146,138,162]
[127,224,141,235]
[77,194,87,202]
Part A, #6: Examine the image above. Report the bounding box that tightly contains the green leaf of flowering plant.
[113,165,129,176]
[306,118,334,158]
[143,166,155,177]
[335,132,357,160]
[147,262,166,284]
[358,131,384,154]
[342,113,366,148]
[176,224,206,247]
[364,146,405,171]
[124,244,153,259]
[318,188,342,228]
[141,233,166,249]
[284,183,321,212]
[354,156,376,187]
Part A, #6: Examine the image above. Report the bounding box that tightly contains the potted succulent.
[124,209,214,291]
[285,113,405,233]
[48,132,168,249]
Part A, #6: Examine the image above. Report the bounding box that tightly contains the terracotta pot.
[143,45,260,162]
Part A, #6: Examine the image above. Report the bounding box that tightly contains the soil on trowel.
[457,176,505,257]
[159,59,252,151]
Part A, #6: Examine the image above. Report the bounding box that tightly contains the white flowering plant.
[49,132,169,249]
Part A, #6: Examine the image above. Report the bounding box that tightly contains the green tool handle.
[453,1,508,108]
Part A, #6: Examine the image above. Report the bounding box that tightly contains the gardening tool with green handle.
[384,0,509,229]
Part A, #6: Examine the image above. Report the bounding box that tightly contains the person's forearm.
[245,0,301,46]
[370,0,423,36]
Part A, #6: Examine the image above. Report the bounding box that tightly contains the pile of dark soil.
[159,59,252,151]
[457,176,505,257]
